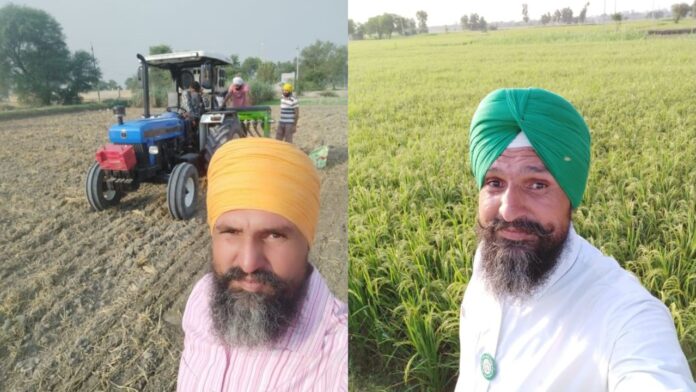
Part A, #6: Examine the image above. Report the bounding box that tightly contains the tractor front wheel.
[167,162,199,220]
[86,161,123,211]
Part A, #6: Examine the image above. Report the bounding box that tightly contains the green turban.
[469,88,591,208]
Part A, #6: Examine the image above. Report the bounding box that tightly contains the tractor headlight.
[148,146,159,155]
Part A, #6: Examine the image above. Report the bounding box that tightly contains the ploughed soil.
[0,104,347,391]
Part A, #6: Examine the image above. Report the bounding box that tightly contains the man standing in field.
[276,83,299,143]
[456,88,694,390]
[177,138,347,391]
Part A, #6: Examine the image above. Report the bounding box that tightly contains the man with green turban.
[455,88,694,391]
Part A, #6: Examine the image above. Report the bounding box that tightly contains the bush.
[297,79,324,93]
[103,99,131,108]
[319,90,339,97]
[249,80,275,104]
[130,88,168,108]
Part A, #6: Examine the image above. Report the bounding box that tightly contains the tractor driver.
[181,81,204,127]
[177,138,348,391]
[222,76,251,108]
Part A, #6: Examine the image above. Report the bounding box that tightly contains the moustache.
[217,267,283,289]
[480,217,554,238]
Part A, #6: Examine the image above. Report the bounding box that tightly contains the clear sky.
[2,0,347,85]
[349,0,674,26]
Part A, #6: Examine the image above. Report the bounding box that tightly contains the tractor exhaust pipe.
[136,53,150,118]
[113,105,126,125]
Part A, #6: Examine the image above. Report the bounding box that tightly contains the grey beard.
[209,266,308,348]
[476,218,568,301]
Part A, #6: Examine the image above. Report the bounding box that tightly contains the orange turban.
[206,138,320,244]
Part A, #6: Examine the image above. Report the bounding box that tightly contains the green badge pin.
[481,353,497,380]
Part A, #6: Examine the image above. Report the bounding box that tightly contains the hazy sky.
[349,0,675,26]
[2,0,347,85]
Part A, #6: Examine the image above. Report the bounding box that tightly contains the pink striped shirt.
[177,268,348,392]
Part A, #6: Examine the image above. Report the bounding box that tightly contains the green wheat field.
[348,20,696,391]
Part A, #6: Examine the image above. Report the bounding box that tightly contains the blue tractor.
[85,51,268,219]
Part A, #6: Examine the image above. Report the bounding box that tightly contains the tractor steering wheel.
[166,106,188,115]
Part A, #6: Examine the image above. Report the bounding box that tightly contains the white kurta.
[455,226,695,391]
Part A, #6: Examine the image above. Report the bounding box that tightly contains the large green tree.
[578,2,590,23]
[0,4,102,105]
[60,50,102,104]
[240,56,262,80]
[299,40,347,91]
[672,2,691,22]
[416,10,428,34]
[561,7,574,24]
[0,4,71,104]
[327,45,347,89]
[256,61,277,84]
[126,44,172,107]
[522,4,529,23]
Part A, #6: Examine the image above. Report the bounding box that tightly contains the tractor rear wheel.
[201,117,244,162]
[167,162,199,220]
[86,161,123,211]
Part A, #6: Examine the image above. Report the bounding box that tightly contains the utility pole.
[90,43,101,103]
[295,46,300,90]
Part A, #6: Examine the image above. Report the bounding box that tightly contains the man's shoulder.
[312,269,347,316]
[307,269,347,337]
[191,273,213,296]
[574,236,650,295]
[280,96,298,106]
[570,235,671,321]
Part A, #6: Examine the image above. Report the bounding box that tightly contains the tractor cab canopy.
[143,51,230,69]
[138,51,230,94]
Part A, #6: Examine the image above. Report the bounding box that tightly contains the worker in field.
[276,83,299,143]
[177,138,347,391]
[222,76,251,108]
[455,88,694,390]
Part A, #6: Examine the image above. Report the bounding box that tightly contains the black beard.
[475,217,568,301]
[209,266,308,348]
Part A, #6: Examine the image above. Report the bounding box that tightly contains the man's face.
[209,209,310,346]
[476,147,571,299]
[234,84,243,91]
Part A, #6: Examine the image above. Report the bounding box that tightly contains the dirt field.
[0,104,347,391]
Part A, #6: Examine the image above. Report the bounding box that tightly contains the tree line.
[223,40,347,91]
[526,2,695,25]
[535,3,591,25]
[349,11,428,40]
[124,41,346,106]
[460,14,492,32]
[0,4,346,107]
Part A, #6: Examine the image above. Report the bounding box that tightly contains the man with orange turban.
[177,138,347,391]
